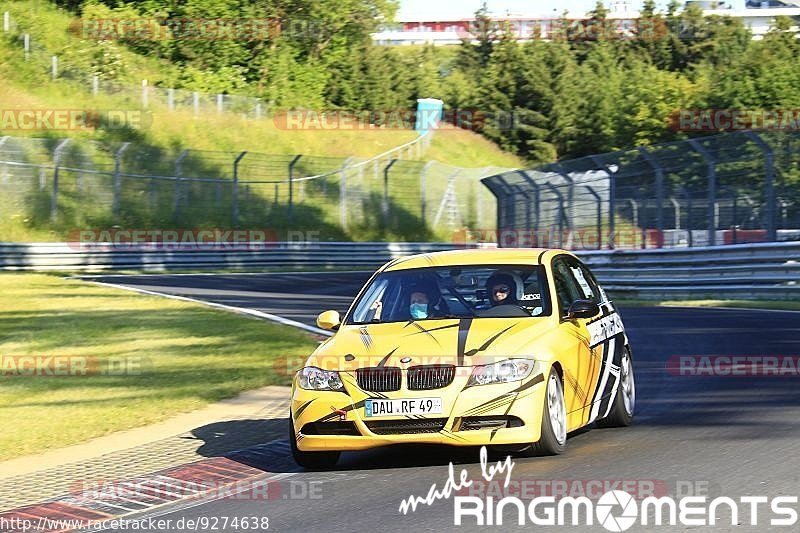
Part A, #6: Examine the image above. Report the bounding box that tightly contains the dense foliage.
[56,0,800,164]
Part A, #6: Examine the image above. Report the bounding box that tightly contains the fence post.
[590,155,615,249]
[3,12,9,32]
[112,142,130,219]
[167,88,174,111]
[255,102,262,120]
[192,92,199,116]
[174,150,188,224]
[141,80,148,108]
[0,136,9,185]
[383,159,398,227]
[233,151,247,227]
[420,161,433,227]
[288,155,302,223]
[544,183,566,248]
[51,56,58,79]
[23,33,29,60]
[217,94,223,113]
[687,139,717,246]
[50,139,71,221]
[92,75,99,95]
[339,157,354,230]
[744,131,777,242]
[638,146,664,246]
[518,171,542,245]
[584,185,603,250]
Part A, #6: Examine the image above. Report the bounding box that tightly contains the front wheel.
[288,416,340,470]
[597,348,635,428]
[526,370,567,456]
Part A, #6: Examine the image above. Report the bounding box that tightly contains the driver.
[407,280,442,320]
[485,271,523,307]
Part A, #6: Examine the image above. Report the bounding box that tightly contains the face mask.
[410,303,428,319]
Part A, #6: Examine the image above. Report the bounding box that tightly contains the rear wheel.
[527,370,567,456]
[288,415,340,470]
[597,348,635,428]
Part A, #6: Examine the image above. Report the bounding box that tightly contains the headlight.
[467,359,538,387]
[299,366,344,391]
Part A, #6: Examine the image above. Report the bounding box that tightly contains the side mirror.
[316,310,341,331]
[566,299,599,320]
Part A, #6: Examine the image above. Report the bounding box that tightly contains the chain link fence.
[0,134,509,241]
[482,131,800,249]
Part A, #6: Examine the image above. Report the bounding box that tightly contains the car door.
[567,258,628,424]
[550,256,598,428]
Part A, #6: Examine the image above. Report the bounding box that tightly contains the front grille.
[301,421,361,436]
[407,365,456,390]
[458,416,524,431]
[365,418,448,435]
[357,367,401,392]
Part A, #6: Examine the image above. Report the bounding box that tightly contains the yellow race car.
[289,248,635,468]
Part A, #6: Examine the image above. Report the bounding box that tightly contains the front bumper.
[291,369,547,452]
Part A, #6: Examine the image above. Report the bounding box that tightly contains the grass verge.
[615,299,800,311]
[0,273,318,461]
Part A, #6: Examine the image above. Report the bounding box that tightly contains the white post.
[216,94,223,113]
[3,12,10,32]
[141,79,148,108]
[92,75,99,95]
[193,92,199,115]
[23,33,29,60]
[167,88,174,110]
[51,55,58,79]
[255,102,262,119]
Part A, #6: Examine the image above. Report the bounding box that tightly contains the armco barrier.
[0,241,797,301]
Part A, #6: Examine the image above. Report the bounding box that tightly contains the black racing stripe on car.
[359,326,373,350]
[457,318,473,366]
[464,324,517,357]
[537,250,548,264]
[597,333,626,416]
[315,399,367,423]
[294,399,315,419]
[406,323,460,336]
[407,322,443,347]
[462,393,516,417]
[586,306,619,326]
[589,340,610,408]
[377,348,398,367]
[490,428,500,441]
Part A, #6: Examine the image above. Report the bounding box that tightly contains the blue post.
[415,98,443,135]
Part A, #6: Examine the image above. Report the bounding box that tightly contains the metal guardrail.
[1,241,797,300]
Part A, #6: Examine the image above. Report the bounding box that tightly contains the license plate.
[364,398,443,417]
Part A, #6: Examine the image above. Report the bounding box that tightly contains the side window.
[567,260,601,304]
[552,258,583,317]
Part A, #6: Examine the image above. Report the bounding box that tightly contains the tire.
[596,348,635,428]
[288,415,340,470]
[526,369,567,456]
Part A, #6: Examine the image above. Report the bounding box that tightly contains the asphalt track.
[83,272,800,532]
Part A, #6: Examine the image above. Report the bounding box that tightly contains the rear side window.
[552,258,584,317]
[567,260,601,303]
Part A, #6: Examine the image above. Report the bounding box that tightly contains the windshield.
[347,265,551,324]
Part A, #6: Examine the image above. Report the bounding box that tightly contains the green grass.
[0,273,318,460]
[0,4,522,243]
[615,299,800,311]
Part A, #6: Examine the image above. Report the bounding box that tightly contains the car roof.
[382,247,576,272]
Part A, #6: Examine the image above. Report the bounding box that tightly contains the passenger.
[485,271,523,307]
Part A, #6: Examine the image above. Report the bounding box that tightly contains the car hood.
[307,317,555,371]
